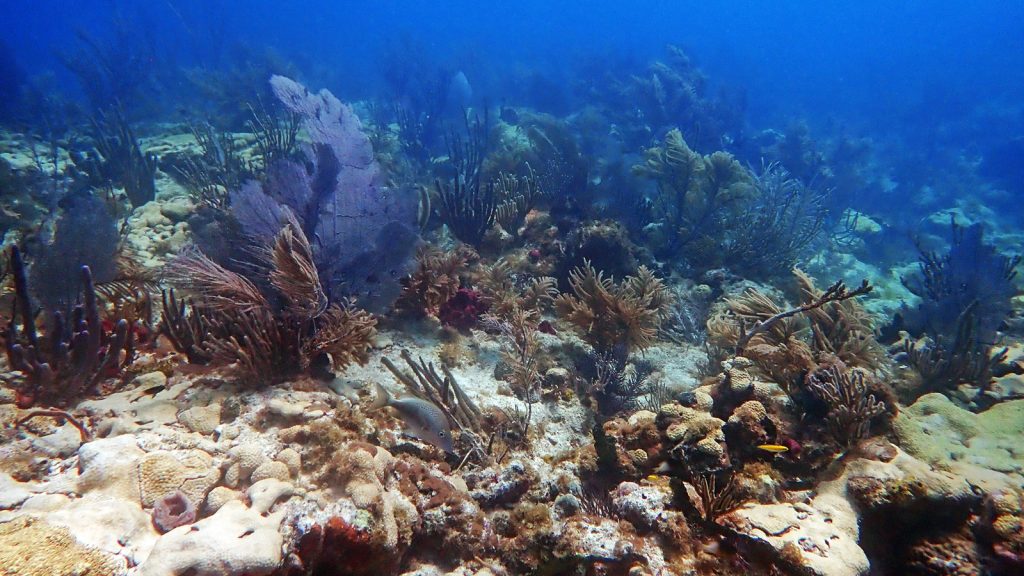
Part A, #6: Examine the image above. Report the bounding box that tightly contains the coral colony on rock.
[2,2,1024,575]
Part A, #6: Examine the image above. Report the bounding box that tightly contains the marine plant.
[3,246,136,408]
[162,218,376,384]
[555,261,673,356]
[69,107,157,208]
[898,219,1019,398]
[434,111,495,247]
[631,128,754,269]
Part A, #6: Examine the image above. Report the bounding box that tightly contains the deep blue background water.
[3,0,1023,213]
[5,1,1021,126]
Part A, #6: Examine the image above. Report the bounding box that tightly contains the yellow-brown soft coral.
[162,222,376,382]
[794,268,888,373]
[555,261,673,354]
[707,270,879,394]
[396,246,473,316]
[708,285,815,389]
[476,259,557,319]
[302,302,377,371]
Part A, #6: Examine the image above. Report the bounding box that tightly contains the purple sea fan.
[230,76,419,312]
[269,75,380,187]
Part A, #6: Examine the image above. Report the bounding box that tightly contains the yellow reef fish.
[756,444,789,454]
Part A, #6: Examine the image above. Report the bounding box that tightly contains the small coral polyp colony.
[1,57,1023,576]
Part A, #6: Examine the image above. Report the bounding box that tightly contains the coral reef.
[0,19,1022,576]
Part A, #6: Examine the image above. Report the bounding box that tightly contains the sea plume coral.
[727,162,829,279]
[161,220,375,384]
[267,217,328,321]
[898,219,1018,397]
[302,302,377,370]
[707,272,872,391]
[396,246,471,317]
[164,249,267,314]
[794,268,887,372]
[476,259,557,320]
[632,128,753,268]
[555,261,673,356]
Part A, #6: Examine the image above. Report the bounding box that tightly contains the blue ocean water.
[4,2,1021,122]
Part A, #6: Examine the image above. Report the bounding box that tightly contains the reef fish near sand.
[370,382,454,453]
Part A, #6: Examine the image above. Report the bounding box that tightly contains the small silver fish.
[370,383,453,453]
